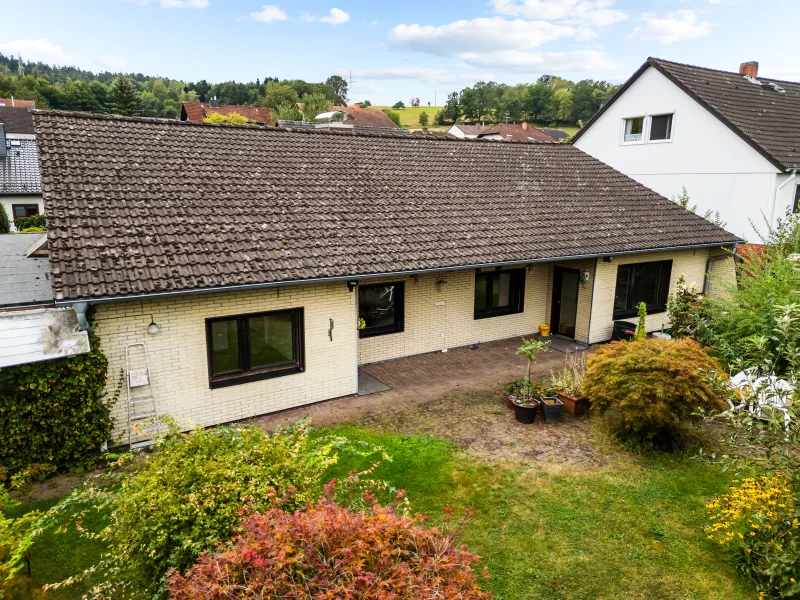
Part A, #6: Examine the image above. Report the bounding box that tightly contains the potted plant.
[549,353,588,416]
[513,395,540,424]
[539,394,564,423]
[516,337,551,381]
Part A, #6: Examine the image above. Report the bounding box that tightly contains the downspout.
[771,168,798,226]
[703,244,739,295]
[72,301,91,331]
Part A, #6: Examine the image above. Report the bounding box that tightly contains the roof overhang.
[54,241,741,307]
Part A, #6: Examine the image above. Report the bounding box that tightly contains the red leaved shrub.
[167,492,492,599]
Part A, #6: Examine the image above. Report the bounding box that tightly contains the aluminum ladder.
[125,342,160,449]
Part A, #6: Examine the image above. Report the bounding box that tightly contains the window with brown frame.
[12,204,39,222]
[613,260,673,319]
[206,308,304,388]
[474,268,526,319]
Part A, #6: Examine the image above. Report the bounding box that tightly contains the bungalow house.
[0,108,43,230]
[0,98,35,108]
[477,123,555,143]
[573,58,800,242]
[181,98,272,125]
[447,124,489,139]
[33,110,739,442]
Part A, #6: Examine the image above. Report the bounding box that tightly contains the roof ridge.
[32,109,569,147]
[650,57,800,87]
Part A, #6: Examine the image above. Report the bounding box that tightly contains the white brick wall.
[587,247,734,343]
[95,282,358,443]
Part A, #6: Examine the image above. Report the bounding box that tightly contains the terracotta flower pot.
[556,392,588,416]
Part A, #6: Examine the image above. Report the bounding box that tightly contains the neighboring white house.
[573,58,800,242]
[447,124,489,139]
[0,108,43,230]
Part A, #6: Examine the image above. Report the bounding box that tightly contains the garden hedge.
[0,333,116,478]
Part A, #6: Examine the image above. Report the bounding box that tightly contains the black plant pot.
[513,401,539,424]
[539,396,563,423]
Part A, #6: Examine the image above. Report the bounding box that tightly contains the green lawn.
[6,425,753,600]
[372,106,580,137]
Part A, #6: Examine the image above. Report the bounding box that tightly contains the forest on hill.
[0,52,617,126]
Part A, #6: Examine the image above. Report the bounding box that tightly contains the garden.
[3,210,800,599]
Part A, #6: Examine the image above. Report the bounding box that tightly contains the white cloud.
[0,38,71,63]
[95,55,127,70]
[626,10,712,44]
[251,4,288,22]
[304,7,350,25]
[389,17,579,55]
[491,0,627,26]
[455,49,617,72]
[126,0,209,7]
[345,66,496,84]
[388,17,615,72]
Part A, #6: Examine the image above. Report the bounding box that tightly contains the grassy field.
[8,425,753,600]
[371,105,581,137]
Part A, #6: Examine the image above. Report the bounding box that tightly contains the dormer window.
[623,117,644,143]
[621,114,674,145]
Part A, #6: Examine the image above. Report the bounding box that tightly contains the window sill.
[646,138,673,144]
[209,364,303,389]
[474,309,523,320]
[359,327,403,339]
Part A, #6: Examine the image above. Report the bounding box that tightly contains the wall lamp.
[347,280,358,293]
[603,256,613,263]
[147,315,160,335]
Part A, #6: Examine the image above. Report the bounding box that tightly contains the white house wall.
[1,196,44,231]
[574,66,782,242]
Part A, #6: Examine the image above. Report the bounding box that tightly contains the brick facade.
[94,248,735,442]
[95,282,358,443]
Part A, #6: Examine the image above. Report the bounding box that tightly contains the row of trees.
[0,53,348,119]
[433,76,619,126]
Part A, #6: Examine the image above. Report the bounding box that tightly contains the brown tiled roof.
[333,106,399,128]
[573,58,800,170]
[33,110,740,302]
[0,98,35,109]
[181,102,272,125]
[0,107,35,135]
[478,123,555,143]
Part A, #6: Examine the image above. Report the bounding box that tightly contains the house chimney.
[522,121,528,130]
[209,96,220,108]
[739,61,759,78]
[354,103,361,112]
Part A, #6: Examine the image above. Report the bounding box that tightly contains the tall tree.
[525,82,554,122]
[264,83,299,109]
[110,75,140,116]
[325,75,348,105]
[301,92,332,121]
[442,92,460,123]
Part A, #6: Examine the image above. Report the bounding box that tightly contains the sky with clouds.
[1,0,796,105]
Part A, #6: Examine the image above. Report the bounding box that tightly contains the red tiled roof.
[478,124,555,143]
[0,98,35,109]
[332,106,399,129]
[181,102,272,125]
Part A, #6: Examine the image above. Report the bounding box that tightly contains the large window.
[205,308,304,388]
[359,282,404,338]
[613,260,672,318]
[474,268,525,319]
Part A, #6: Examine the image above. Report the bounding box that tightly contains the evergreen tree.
[0,207,10,234]
[110,76,140,116]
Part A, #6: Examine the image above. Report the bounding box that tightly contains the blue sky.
[2,0,797,105]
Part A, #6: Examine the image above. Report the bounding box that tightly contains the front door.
[551,267,580,338]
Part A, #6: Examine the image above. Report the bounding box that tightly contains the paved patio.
[251,336,606,466]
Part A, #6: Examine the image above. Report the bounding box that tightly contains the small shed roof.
[0,233,53,308]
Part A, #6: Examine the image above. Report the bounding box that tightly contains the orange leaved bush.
[583,338,727,438]
[167,489,492,600]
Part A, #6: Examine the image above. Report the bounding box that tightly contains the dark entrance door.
[551,267,580,339]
